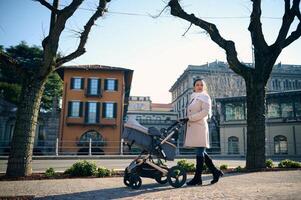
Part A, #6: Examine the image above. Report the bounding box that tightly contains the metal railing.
[0,139,300,157]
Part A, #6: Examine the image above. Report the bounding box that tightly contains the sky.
[0,0,300,103]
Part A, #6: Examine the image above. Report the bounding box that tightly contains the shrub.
[45,167,56,177]
[265,159,274,168]
[220,164,228,170]
[278,159,301,168]
[235,165,243,172]
[97,167,111,177]
[177,159,195,172]
[64,160,97,176]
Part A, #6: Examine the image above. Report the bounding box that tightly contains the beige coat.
[184,94,210,148]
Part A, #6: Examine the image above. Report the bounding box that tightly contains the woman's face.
[194,80,204,92]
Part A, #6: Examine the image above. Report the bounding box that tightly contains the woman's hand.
[178,118,189,123]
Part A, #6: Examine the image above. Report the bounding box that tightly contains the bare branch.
[283,22,301,48]
[0,51,24,75]
[168,0,252,77]
[150,5,169,18]
[273,0,300,49]
[56,1,108,67]
[33,0,59,13]
[182,22,192,36]
[247,0,268,52]
[42,0,84,71]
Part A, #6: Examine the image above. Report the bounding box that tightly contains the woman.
[180,78,223,186]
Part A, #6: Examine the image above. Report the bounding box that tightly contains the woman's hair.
[193,78,208,93]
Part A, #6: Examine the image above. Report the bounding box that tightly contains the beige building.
[127,96,177,130]
[217,90,301,156]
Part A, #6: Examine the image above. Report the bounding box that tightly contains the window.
[71,77,84,90]
[225,102,245,121]
[78,130,105,147]
[281,102,293,118]
[85,102,100,123]
[274,135,288,154]
[87,78,101,96]
[102,102,117,119]
[105,79,118,91]
[295,101,301,117]
[228,136,239,154]
[267,102,281,118]
[37,125,45,146]
[68,101,83,117]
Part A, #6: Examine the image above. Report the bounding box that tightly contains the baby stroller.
[122,118,187,189]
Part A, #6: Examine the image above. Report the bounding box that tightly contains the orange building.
[58,65,133,155]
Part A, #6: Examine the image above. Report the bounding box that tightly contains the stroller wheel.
[155,176,168,184]
[167,166,187,188]
[129,174,142,189]
[123,168,131,187]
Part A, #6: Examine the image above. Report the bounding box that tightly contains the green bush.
[220,164,228,170]
[64,160,97,176]
[265,159,274,168]
[177,159,195,172]
[97,167,111,177]
[278,159,301,168]
[235,165,243,172]
[45,167,56,177]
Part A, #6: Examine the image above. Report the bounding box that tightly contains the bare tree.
[206,74,246,98]
[0,0,110,177]
[168,0,301,169]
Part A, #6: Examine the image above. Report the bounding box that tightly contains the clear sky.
[1,0,300,103]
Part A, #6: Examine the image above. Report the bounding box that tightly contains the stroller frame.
[123,120,187,189]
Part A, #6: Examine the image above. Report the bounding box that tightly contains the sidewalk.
[0,170,300,199]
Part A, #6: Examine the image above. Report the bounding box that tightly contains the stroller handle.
[166,120,186,132]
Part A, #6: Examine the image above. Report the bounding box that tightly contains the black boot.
[204,153,223,184]
[187,156,203,186]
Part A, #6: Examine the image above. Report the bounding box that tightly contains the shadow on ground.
[34,175,226,199]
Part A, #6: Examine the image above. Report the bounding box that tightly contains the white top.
[190,91,212,118]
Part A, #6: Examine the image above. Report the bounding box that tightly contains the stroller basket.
[122,123,176,161]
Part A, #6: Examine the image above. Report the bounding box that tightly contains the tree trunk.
[6,76,47,177]
[245,74,266,170]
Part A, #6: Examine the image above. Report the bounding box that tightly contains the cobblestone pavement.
[0,170,300,200]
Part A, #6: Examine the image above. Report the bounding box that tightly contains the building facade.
[170,61,301,154]
[216,90,301,156]
[170,61,301,119]
[58,65,133,155]
[0,99,60,155]
[127,96,178,131]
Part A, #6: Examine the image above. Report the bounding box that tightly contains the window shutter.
[84,102,89,123]
[79,102,83,117]
[96,102,100,122]
[81,78,85,89]
[87,78,91,95]
[102,103,107,118]
[98,79,101,95]
[70,78,74,89]
[104,79,108,90]
[113,103,117,118]
[68,102,72,116]
[114,80,118,91]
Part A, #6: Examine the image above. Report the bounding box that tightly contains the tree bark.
[245,72,266,170]
[6,75,47,177]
